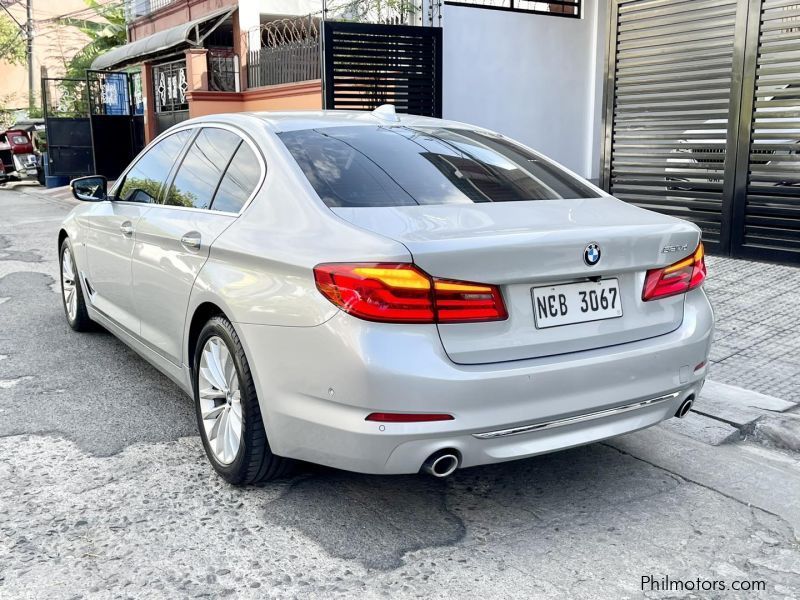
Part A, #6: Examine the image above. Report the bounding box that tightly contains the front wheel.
[60,238,93,331]
[193,316,290,484]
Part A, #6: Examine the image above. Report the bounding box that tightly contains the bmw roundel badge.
[584,243,601,266]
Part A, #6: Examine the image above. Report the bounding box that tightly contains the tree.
[56,0,126,80]
[327,0,419,24]
[41,0,126,117]
[0,13,26,66]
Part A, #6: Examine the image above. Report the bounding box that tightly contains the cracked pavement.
[1,188,799,599]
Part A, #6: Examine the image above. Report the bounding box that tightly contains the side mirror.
[71,175,108,202]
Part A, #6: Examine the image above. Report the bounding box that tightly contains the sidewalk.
[664,255,800,454]
[705,256,800,403]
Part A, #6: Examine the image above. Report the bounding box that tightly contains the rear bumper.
[237,288,713,475]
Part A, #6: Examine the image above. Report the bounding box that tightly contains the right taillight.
[642,242,707,301]
[313,263,507,324]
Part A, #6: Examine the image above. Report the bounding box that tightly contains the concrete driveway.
[1,188,799,599]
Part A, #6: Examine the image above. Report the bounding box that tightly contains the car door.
[132,126,264,365]
[84,130,192,333]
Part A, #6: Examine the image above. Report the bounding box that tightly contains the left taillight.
[642,243,707,302]
[313,263,507,324]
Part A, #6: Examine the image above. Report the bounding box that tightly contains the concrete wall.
[186,80,322,117]
[442,3,608,180]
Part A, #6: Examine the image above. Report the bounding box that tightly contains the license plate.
[532,279,623,329]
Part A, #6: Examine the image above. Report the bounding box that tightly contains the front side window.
[279,126,599,208]
[165,128,241,209]
[118,130,191,203]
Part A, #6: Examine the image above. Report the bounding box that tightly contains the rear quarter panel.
[186,124,413,330]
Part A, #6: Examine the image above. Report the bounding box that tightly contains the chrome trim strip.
[472,391,681,440]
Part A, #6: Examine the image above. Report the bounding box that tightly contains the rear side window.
[165,128,241,208]
[211,142,260,213]
[278,126,599,208]
[118,130,191,203]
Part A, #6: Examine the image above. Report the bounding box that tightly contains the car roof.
[182,109,484,134]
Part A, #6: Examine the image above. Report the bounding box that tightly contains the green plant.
[328,0,419,22]
[56,0,127,81]
[0,93,22,128]
[0,14,26,66]
[43,0,127,117]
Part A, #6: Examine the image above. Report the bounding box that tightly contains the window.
[442,0,580,18]
[153,59,188,113]
[211,142,261,213]
[118,130,191,203]
[165,128,241,209]
[278,126,598,208]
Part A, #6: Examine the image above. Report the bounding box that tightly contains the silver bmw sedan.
[59,109,713,484]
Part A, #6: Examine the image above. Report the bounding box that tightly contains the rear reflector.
[365,412,454,422]
[642,243,707,302]
[313,263,507,324]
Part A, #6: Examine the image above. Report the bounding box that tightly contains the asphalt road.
[1,188,799,599]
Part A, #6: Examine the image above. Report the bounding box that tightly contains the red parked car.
[0,128,38,183]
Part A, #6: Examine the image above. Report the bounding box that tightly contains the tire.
[60,238,93,332]
[193,316,290,485]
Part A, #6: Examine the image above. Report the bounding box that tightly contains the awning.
[91,6,235,71]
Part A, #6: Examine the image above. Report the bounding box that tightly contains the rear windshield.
[278,126,599,208]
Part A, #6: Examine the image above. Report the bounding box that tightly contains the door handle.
[181,232,202,251]
[120,221,134,236]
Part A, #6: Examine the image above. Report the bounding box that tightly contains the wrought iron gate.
[152,59,190,134]
[86,69,145,180]
[41,78,94,179]
[602,0,800,264]
[322,21,443,117]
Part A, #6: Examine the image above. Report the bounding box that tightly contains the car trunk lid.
[332,197,701,364]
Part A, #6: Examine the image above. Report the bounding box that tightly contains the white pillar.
[238,0,261,53]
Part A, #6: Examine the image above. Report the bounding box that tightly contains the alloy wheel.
[198,336,243,465]
[61,249,77,322]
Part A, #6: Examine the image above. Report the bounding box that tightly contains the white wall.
[442,3,608,180]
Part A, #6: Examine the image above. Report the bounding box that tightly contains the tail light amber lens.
[642,243,707,301]
[313,263,507,324]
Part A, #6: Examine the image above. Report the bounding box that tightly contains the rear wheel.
[60,238,93,332]
[193,316,290,484]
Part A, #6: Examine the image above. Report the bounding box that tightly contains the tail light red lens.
[313,263,507,324]
[642,243,707,302]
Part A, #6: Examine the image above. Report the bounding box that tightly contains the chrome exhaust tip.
[421,450,460,478]
[675,396,694,419]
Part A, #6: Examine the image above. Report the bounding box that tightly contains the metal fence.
[41,77,89,118]
[247,18,321,89]
[441,0,580,17]
[41,78,93,178]
[602,0,800,264]
[322,21,443,117]
[208,49,240,92]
